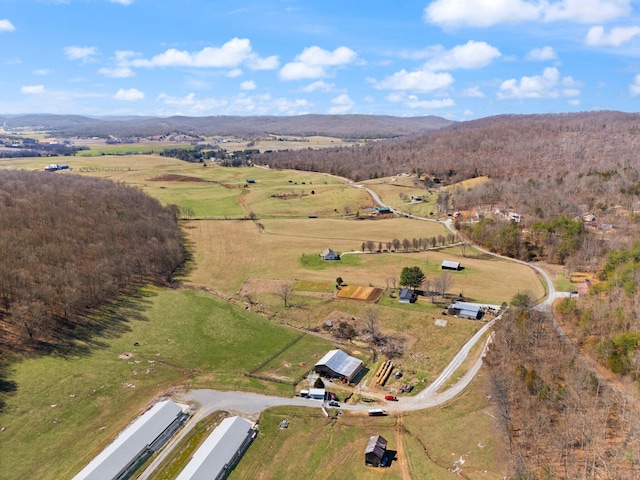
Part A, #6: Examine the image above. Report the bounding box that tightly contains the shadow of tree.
[43,288,158,359]
[0,361,18,413]
[0,287,159,412]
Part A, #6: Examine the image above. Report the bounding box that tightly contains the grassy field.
[75,143,192,156]
[0,154,540,479]
[0,288,332,480]
[233,372,507,479]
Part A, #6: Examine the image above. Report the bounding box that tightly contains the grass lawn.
[233,373,507,479]
[403,370,509,479]
[0,287,315,480]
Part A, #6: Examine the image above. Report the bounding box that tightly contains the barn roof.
[449,301,483,319]
[441,260,461,269]
[176,416,255,480]
[315,349,363,379]
[365,435,388,459]
[72,400,184,480]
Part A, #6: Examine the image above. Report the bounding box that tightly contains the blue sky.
[1,0,640,119]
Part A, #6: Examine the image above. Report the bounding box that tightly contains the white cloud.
[424,0,541,28]
[110,0,134,4]
[132,38,277,70]
[156,92,310,116]
[462,86,485,98]
[64,46,97,63]
[630,74,640,96]
[301,80,334,92]
[374,69,454,92]
[424,0,631,27]
[99,50,137,78]
[0,19,15,32]
[526,46,558,61]
[543,0,631,23]
[423,40,501,70]
[33,69,53,76]
[114,88,145,101]
[280,46,357,80]
[227,69,243,78]
[585,25,640,47]
[21,85,45,94]
[405,96,455,109]
[240,80,256,90]
[99,67,135,78]
[498,67,580,99]
[328,94,354,114]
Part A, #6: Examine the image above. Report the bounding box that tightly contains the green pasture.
[0,288,312,480]
[234,376,507,480]
[403,371,508,479]
[253,334,334,383]
[75,143,192,156]
[185,217,543,304]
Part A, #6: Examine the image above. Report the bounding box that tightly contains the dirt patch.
[238,278,291,296]
[118,353,134,359]
[336,284,384,302]
[148,174,209,182]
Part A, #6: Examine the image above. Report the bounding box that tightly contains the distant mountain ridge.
[0,114,454,139]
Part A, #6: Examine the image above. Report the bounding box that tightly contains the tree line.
[0,170,186,351]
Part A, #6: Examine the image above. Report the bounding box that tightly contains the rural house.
[398,288,417,304]
[176,416,256,480]
[447,301,484,320]
[441,260,461,271]
[320,248,340,260]
[365,435,388,467]
[315,349,363,382]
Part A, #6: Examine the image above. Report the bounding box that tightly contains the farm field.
[0,154,540,480]
[0,288,332,480]
[233,373,506,479]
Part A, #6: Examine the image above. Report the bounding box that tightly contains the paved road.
[140,179,559,477]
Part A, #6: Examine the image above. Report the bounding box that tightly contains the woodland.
[0,171,186,354]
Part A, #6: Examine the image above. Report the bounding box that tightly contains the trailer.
[368,408,386,416]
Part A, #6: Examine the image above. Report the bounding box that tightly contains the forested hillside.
[261,111,640,221]
[0,171,186,353]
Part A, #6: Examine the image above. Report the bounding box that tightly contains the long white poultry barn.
[72,399,188,480]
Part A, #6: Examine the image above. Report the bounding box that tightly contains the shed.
[315,349,363,382]
[176,416,256,480]
[398,288,417,304]
[72,399,188,480]
[365,435,388,467]
[441,260,461,271]
[447,301,484,320]
[320,248,340,260]
[246,178,256,183]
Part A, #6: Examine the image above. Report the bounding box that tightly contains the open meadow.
[232,372,507,480]
[0,288,333,480]
[0,154,541,479]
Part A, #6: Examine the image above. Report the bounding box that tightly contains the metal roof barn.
[314,349,363,382]
[365,435,388,467]
[176,416,256,480]
[72,399,186,480]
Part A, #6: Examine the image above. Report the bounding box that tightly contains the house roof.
[176,416,254,480]
[365,435,388,458]
[399,288,415,301]
[315,349,363,379]
[321,248,336,256]
[72,400,184,480]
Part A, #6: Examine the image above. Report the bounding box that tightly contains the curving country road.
[139,179,558,479]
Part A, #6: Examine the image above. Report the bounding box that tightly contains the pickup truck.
[384,395,398,401]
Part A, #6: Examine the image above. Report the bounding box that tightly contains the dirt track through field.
[395,414,411,480]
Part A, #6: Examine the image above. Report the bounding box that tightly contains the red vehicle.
[384,395,398,401]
